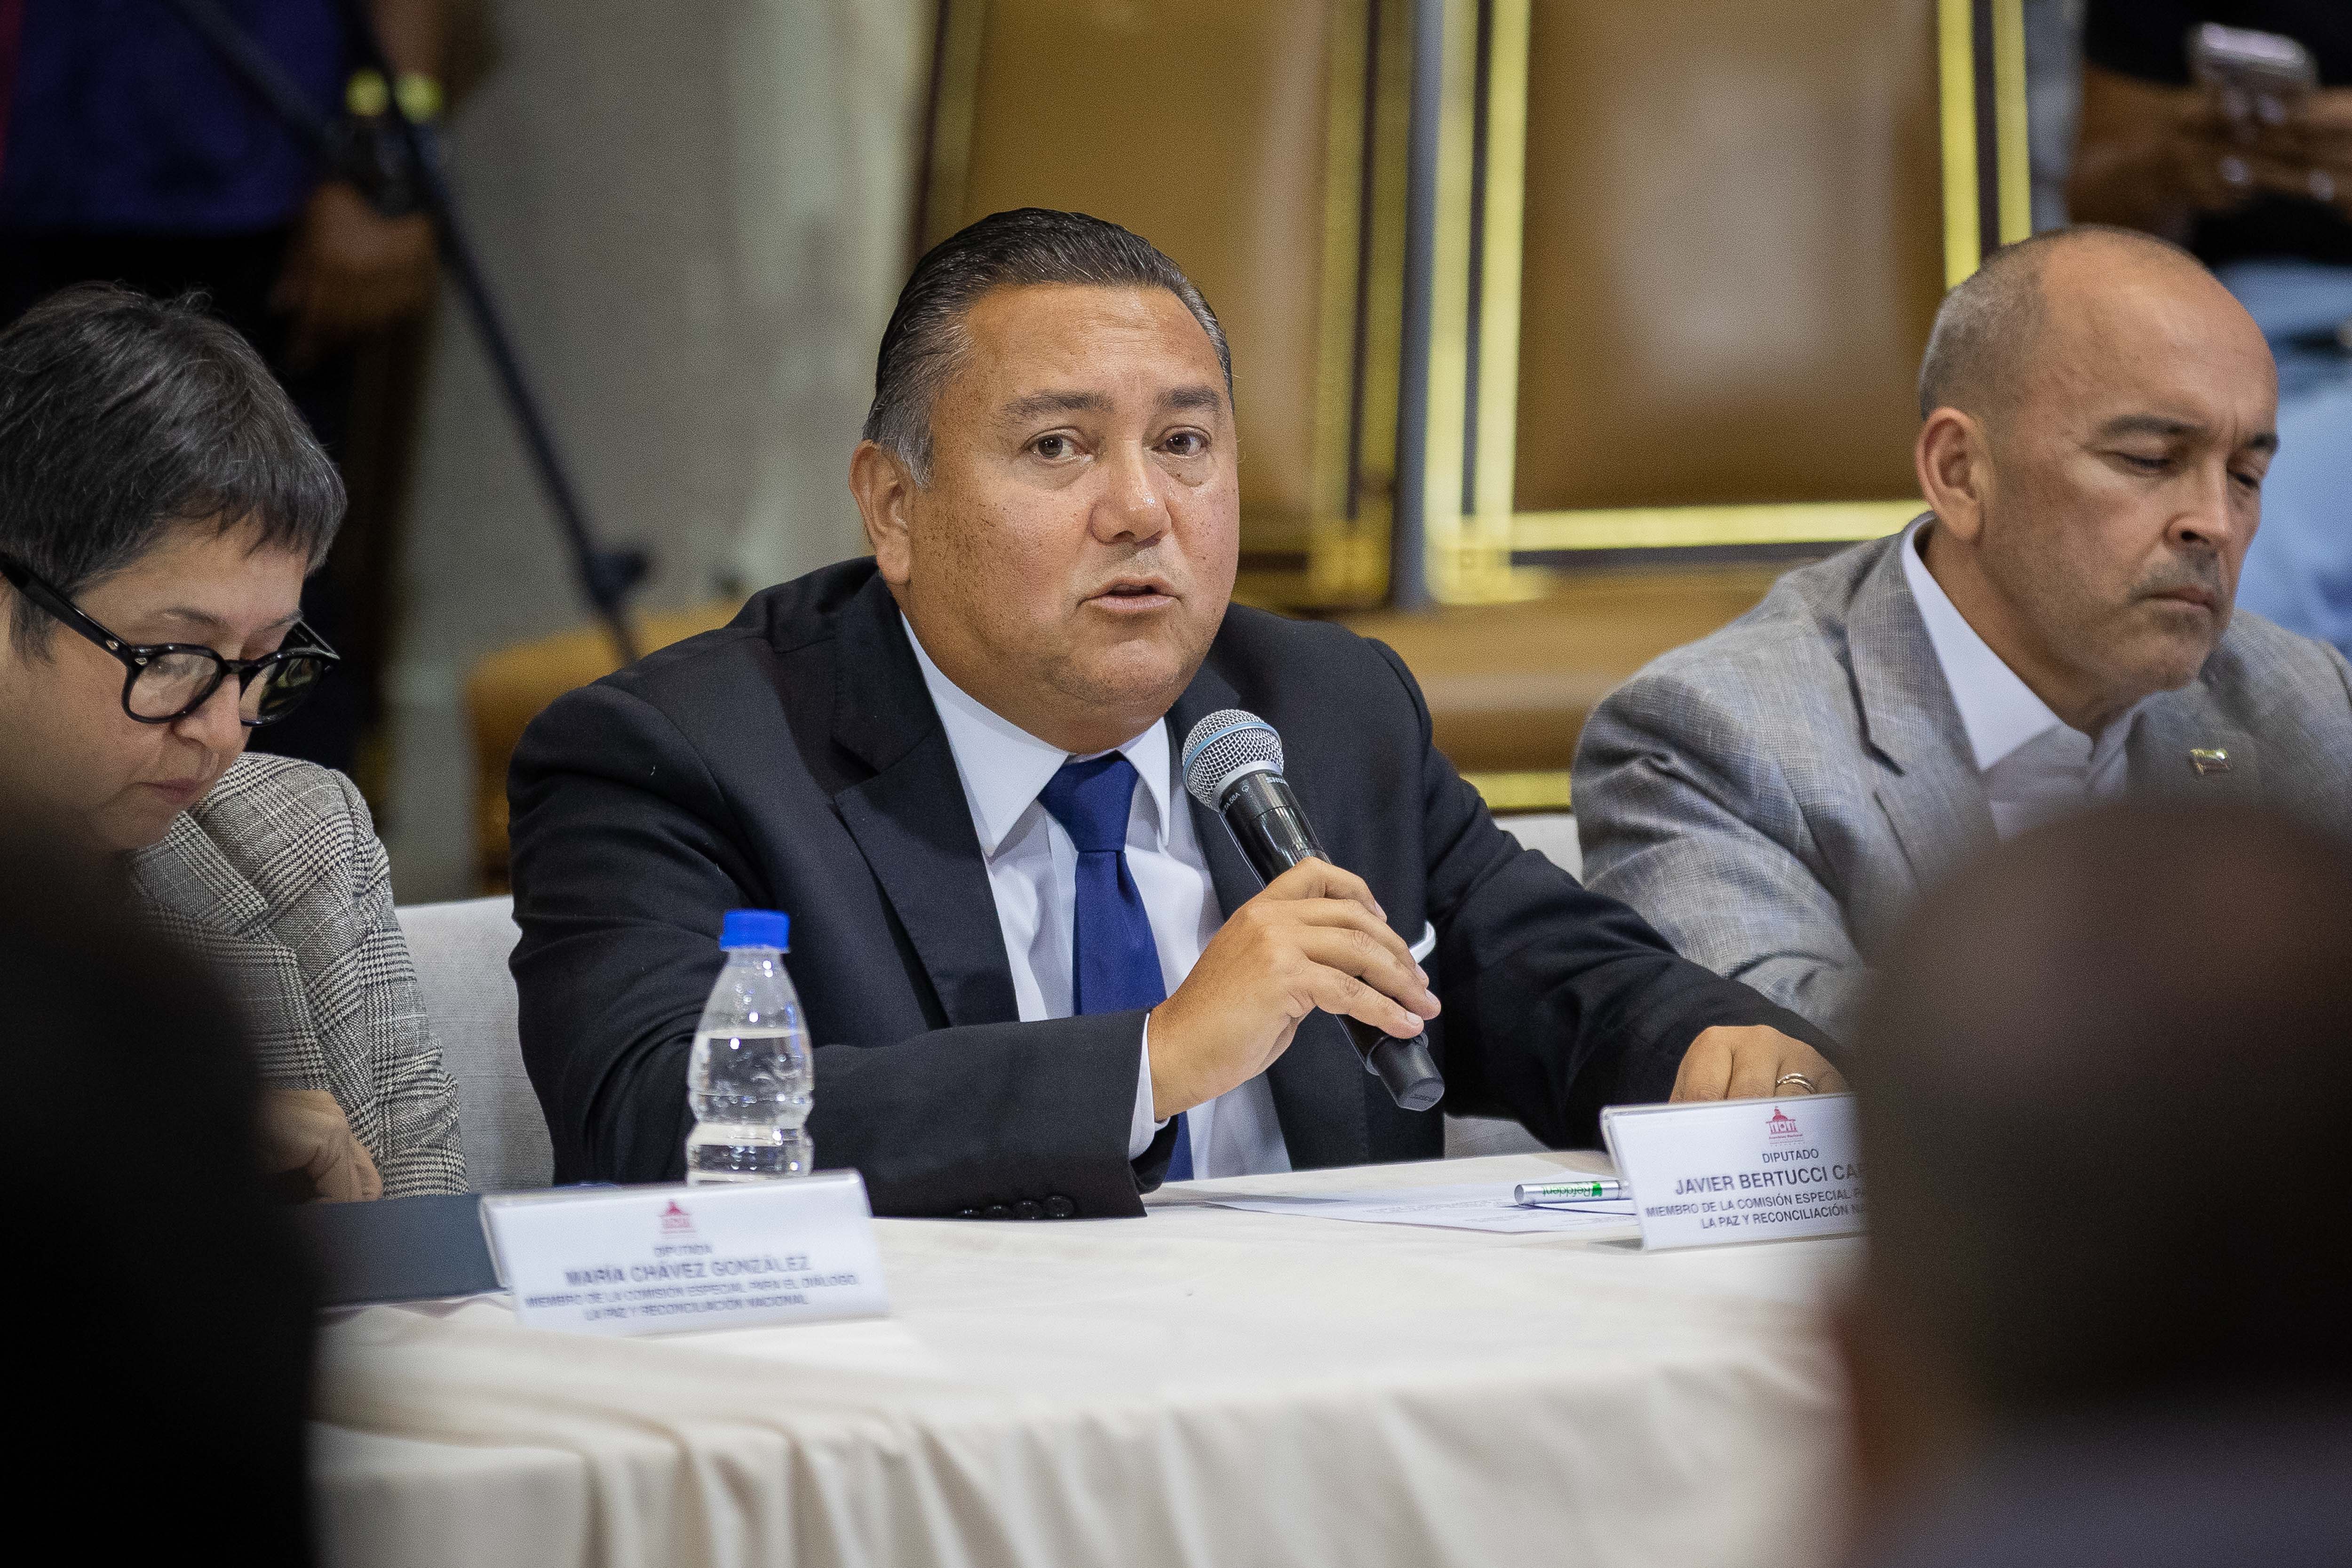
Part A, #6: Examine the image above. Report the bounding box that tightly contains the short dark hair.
[1856,803,2352,1421]
[863,207,1232,482]
[1916,224,2203,422]
[0,284,343,656]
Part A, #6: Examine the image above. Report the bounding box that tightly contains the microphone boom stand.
[161,0,646,663]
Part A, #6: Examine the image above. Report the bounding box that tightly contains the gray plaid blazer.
[130,754,467,1196]
[1574,527,2352,1040]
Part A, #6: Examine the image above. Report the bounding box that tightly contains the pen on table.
[1513,1178,1629,1207]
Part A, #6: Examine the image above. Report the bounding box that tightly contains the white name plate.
[480,1171,890,1335]
[1601,1094,1864,1251]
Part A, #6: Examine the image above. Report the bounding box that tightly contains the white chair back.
[1501,812,1581,880]
[395,895,554,1192]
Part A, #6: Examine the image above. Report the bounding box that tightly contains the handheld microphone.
[1181,710,1446,1112]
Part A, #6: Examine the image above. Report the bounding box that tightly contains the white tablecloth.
[313,1153,1856,1568]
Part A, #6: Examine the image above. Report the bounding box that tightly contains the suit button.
[957,1208,980,1219]
[1012,1199,1042,1221]
[1043,1195,1076,1219]
[983,1203,1011,1220]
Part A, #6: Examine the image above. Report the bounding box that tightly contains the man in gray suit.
[1574,226,2352,1038]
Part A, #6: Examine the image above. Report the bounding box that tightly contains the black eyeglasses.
[0,551,340,727]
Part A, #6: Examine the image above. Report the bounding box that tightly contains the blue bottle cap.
[719,908,791,951]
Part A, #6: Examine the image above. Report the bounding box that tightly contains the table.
[313,1152,1857,1568]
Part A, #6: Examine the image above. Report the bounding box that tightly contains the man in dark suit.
[508,207,1842,1218]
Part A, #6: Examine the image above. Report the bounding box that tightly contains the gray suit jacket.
[1573,528,2352,1038]
[130,754,467,1197]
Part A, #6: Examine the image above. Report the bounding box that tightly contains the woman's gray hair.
[0,284,343,658]
[863,208,1232,483]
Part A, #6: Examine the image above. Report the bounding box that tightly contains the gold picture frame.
[1411,0,2032,604]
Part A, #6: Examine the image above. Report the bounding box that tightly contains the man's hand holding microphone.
[1147,859,1436,1120]
[1142,856,1843,1121]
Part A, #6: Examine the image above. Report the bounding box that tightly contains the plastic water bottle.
[684,909,813,1183]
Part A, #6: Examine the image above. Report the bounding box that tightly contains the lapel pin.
[2187,748,2232,776]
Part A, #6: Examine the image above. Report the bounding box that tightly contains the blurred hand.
[2250,86,2352,219]
[2073,65,2290,232]
[258,1088,382,1202]
[1669,1025,1847,1103]
[1147,858,1439,1119]
[270,182,437,367]
[2158,94,2272,216]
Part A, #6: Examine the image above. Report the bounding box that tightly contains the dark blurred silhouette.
[1842,802,2352,1568]
[0,824,316,1563]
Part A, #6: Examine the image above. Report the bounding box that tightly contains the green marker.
[1513,1178,1629,1207]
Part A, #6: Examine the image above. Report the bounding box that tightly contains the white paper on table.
[1198,1181,1637,1234]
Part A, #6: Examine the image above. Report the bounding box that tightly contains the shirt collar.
[1899,517,2075,774]
[901,614,1172,858]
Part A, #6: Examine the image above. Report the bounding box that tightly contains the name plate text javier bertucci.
[480,1171,889,1335]
[1601,1094,1864,1251]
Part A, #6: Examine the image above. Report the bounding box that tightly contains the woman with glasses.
[0,284,464,1200]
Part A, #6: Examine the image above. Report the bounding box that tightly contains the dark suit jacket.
[508,559,1833,1217]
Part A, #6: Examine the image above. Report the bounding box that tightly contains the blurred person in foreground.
[0,828,315,1563]
[507,207,1840,1217]
[1574,226,2352,1040]
[2071,2,2352,659]
[0,284,462,1199]
[0,0,453,774]
[1840,802,2352,1568]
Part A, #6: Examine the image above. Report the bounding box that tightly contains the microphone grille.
[1182,709,1284,808]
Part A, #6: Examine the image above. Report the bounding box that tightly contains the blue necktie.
[1037,754,1191,1181]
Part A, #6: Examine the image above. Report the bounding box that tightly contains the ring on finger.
[1774,1072,1818,1094]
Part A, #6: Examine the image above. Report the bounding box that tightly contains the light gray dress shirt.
[905,619,1293,1179]
[1899,519,2148,839]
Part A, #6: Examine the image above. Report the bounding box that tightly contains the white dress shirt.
[1901,519,2148,839]
[904,619,1293,1179]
